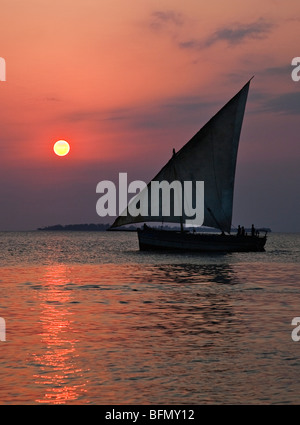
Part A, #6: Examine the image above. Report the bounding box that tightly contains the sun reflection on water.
[32,265,88,404]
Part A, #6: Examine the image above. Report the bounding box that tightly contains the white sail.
[111,80,251,233]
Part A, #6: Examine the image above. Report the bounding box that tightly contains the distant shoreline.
[37,223,111,231]
[37,223,271,233]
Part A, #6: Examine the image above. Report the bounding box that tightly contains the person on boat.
[241,226,245,236]
[237,225,241,236]
[251,224,255,237]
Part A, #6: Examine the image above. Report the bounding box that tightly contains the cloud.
[149,10,184,31]
[61,93,218,135]
[179,40,202,50]
[129,96,216,130]
[260,65,292,76]
[162,95,217,114]
[207,19,273,46]
[260,92,300,114]
[179,19,273,50]
[44,96,61,102]
[64,108,130,123]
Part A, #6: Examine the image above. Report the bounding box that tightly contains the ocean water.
[0,231,299,405]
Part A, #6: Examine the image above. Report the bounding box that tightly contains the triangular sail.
[111,80,251,233]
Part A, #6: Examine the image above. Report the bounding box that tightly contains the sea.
[0,231,299,405]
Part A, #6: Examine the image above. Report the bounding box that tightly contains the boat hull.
[137,228,267,253]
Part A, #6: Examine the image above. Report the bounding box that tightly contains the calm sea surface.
[0,231,299,405]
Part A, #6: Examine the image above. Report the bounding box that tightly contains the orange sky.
[0,0,299,231]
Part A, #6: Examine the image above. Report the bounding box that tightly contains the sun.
[53,140,70,157]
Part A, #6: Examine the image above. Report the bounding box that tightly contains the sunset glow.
[0,0,299,231]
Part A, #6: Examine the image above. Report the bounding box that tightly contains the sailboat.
[111,79,267,252]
